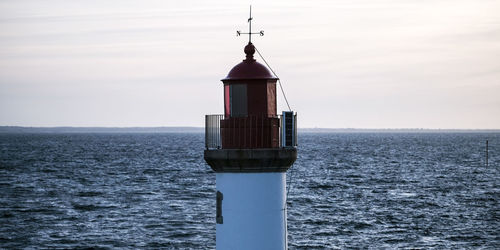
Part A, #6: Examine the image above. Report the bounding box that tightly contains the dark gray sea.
[0,133,499,249]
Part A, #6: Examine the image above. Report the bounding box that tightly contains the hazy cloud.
[0,0,499,128]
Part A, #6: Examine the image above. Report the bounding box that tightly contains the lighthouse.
[204,8,297,250]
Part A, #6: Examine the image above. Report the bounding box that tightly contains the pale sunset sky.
[1,0,499,128]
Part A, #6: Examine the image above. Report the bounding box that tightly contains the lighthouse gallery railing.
[205,114,297,149]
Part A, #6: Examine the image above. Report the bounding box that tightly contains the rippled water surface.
[1,133,499,249]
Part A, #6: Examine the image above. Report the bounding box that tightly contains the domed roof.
[222,43,278,81]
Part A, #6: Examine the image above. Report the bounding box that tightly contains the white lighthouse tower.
[204,8,297,250]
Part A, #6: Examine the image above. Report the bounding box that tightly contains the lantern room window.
[225,84,247,117]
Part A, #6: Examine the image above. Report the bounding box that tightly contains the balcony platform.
[204,148,297,173]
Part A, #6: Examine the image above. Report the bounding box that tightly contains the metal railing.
[205,114,223,149]
[205,114,297,149]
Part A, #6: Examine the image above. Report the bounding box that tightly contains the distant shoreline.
[0,126,499,134]
[0,126,204,134]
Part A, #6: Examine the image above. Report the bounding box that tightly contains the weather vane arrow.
[236,5,264,43]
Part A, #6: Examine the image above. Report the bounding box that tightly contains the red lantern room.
[223,43,278,118]
[221,42,280,149]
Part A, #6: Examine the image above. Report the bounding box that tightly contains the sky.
[0,0,499,129]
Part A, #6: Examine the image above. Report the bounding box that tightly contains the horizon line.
[0,126,499,131]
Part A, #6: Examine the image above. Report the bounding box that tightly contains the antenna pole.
[249,5,252,43]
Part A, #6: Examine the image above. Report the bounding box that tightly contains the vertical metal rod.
[215,115,216,148]
[219,115,222,148]
[255,115,258,147]
[250,115,253,147]
[211,115,213,148]
[211,115,217,148]
[205,115,208,148]
[280,115,283,148]
[486,140,489,167]
[209,115,211,148]
[261,114,264,148]
[217,115,219,148]
[215,115,218,148]
[212,115,214,148]
[249,5,252,43]
[210,115,211,148]
[217,115,222,148]
[214,115,216,148]
[293,113,298,146]
[220,115,222,148]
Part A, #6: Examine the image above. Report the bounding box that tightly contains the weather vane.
[236,5,264,43]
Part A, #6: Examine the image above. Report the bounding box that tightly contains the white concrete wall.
[216,172,287,250]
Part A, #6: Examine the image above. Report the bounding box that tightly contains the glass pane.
[224,85,230,117]
[230,84,247,117]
